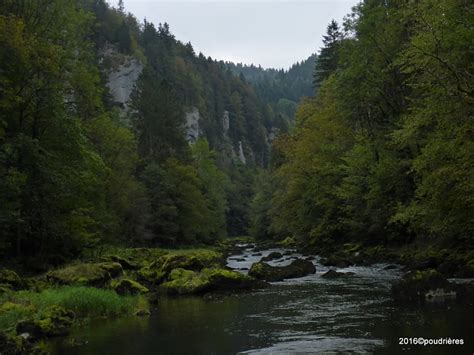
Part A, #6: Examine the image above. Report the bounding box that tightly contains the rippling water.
[49,246,474,354]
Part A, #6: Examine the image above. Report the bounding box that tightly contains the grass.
[0,286,147,333]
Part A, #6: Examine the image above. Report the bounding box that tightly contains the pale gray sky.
[109,0,358,69]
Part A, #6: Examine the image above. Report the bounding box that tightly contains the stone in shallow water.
[249,259,316,282]
[113,279,149,295]
[159,267,265,295]
[46,262,123,287]
[391,269,457,303]
[260,252,283,262]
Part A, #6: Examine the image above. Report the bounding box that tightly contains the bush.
[0,286,146,333]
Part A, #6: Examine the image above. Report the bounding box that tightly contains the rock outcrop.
[249,259,316,282]
[185,107,201,143]
[47,262,123,287]
[159,267,264,295]
[100,43,143,112]
[391,269,457,303]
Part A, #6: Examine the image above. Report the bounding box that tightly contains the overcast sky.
[109,0,359,69]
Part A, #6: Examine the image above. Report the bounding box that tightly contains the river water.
[50,246,473,354]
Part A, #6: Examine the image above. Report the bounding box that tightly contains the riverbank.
[1,237,473,354]
[0,240,265,353]
[48,245,474,354]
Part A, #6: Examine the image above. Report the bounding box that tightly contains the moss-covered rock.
[321,269,349,279]
[46,262,123,287]
[202,268,265,291]
[160,267,264,295]
[0,331,29,355]
[320,255,352,268]
[16,305,74,340]
[102,255,139,270]
[112,279,149,296]
[160,268,210,295]
[136,250,224,287]
[0,270,23,290]
[137,265,167,285]
[455,259,474,278]
[249,259,316,282]
[276,236,297,248]
[391,269,456,303]
[156,251,224,274]
[260,252,283,262]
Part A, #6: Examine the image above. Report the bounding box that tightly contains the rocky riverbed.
[45,244,474,354]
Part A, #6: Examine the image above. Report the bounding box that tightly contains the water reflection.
[50,247,474,354]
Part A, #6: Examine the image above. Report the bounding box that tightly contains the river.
[49,246,473,354]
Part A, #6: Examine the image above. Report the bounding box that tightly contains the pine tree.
[118,0,125,14]
[313,20,343,90]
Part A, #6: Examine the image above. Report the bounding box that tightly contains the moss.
[160,266,260,295]
[391,269,455,303]
[160,268,210,295]
[249,259,316,282]
[0,270,23,290]
[157,249,224,273]
[137,265,166,285]
[16,305,75,339]
[0,302,35,333]
[101,255,139,270]
[112,279,149,296]
[0,331,29,354]
[47,262,123,287]
[0,286,147,332]
[277,236,296,247]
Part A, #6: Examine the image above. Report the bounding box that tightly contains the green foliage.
[0,286,144,332]
[142,159,213,245]
[192,139,230,239]
[313,20,343,89]
[263,0,474,249]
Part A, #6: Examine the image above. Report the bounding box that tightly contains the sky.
[109,0,359,69]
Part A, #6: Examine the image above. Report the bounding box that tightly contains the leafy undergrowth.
[0,286,147,334]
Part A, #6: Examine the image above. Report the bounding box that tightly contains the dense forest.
[0,0,286,263]
[1,0,473,353]
[1,0,473,263]
[251,0,474,253]
[226,54,317,123]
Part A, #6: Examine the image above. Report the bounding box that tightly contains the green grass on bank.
[0,286,146,333]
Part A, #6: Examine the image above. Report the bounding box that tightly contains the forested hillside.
[226,54,317,124]
[251,0,474,252]
[1,0,472,267]
[0,0,280,262]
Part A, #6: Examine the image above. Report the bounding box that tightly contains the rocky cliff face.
[185,108,200,143]
[99,44,266,166]
[100,43,143,111]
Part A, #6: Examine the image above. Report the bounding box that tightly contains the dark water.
[49,246,474,354]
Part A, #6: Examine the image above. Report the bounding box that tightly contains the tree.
[132,76,189,163]
[313,20,343,90]
[191,139,230,240]
[118,0,125,14]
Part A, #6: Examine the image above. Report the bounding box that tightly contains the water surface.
[50,246,474,354]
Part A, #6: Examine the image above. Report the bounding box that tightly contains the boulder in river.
[321,269,352,279]
[391,269,457,303]
[260,252,283,262]
[249,259,316,282]
[320,256,352,268]
[159,267,265,295]
[0,269,23,290]
[0,331,29,354]
[47,262,123,287]
[113,279,149,295]
[16,305,74,340]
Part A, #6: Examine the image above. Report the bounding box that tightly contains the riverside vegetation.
[0,0,473,353]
